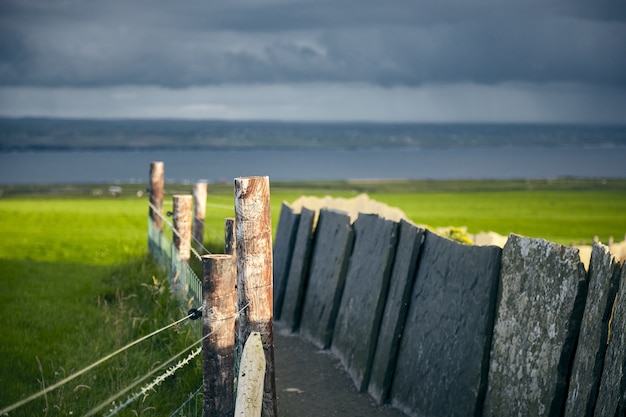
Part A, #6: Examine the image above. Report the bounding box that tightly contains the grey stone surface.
[390,230,501,417]
[483,234,588,417]
[331,213,399,392]
[280,207,316,332]
[299,209,354,349]
[564,242,621,417]
[368,220,425,405]
[595,262,626,417]
[273,202,300,320]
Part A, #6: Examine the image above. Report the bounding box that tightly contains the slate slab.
[594,262,626,417]
[331,213,399,392]
[272,202,300,320]
[368,219,425,405]
[483,234,588,417]
[564,242,621,417]
[299,209,354,349]
[280,207,316,331]
[389,230,501,417]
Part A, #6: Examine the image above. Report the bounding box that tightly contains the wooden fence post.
[234,332,266,417]
[193,181,208,251]
[173,195,193,263]
[202,254,237,417]
[234,176,277,417]
[225,217,236,256]
[149,161,164,231]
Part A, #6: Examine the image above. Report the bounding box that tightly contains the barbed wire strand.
[83,339,206,417]
[149,202,210,259]
[0,311,197,415]
[84,303,249,417]
[104,347,203,417]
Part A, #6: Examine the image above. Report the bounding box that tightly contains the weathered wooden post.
[234,176,277,417]
[173,195,193,263]
[148,162,163,252]
[202,254,237,417]
[193,181,208,251]
[234,332,266,417]
[225,217,236,256]
[149,161,164,230]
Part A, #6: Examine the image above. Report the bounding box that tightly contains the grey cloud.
[1,0,625,88]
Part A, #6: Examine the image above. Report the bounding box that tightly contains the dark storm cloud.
[1,0,626,88]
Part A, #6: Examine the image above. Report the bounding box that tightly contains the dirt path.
[274,323,407,417]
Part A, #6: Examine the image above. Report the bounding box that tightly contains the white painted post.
[234,332,266,417]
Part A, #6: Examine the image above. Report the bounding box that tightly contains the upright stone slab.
[368,220,425,404]
[299,209,354,349]
[390,230,501,417]
[272,203,300,320]
[564,242,621,417]
[594,262,626,417]
[280,207,316,331]
[483,234,588,417]
[331,214,399,392]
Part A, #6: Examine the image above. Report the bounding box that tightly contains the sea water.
[1,146,625,185]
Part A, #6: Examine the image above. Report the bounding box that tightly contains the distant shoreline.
[2,118,626,151]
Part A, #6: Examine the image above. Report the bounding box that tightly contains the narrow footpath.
[273,323,407,417]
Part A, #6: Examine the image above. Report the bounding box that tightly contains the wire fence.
[0,309,203,416]
[2,214,208,416]
[168,386,203,417]
[147,208,207,416]
[148,207,204,300]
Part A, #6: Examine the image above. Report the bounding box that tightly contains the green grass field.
[0,179,625,415]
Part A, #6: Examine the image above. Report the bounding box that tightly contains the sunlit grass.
[0,199,202,416]
[0,178,624,415]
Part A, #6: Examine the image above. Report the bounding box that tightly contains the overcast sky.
[1,0,625,123]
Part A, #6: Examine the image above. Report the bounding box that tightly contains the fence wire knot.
[188,307,203,320]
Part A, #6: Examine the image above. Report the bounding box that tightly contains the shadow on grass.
[0,256,202,416]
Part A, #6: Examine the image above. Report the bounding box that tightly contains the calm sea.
[1,146,625,185]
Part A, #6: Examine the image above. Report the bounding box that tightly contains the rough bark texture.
[192,181,207,250]
[390,230,501,417]
[331,213,399,392]
[483,234,588,417]
[224,217,235,256]
[149,161,164,231]
[235,176,277,417]
[203,254,237,417]
[173,194,193,262]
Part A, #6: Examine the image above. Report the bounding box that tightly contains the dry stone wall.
[298,209,354,349]
[564,243,622,417]
[331,213,399,392]
[483,234,588,417]
[279,207,315,332]
[390,230,501,417]
[272,199,626,417]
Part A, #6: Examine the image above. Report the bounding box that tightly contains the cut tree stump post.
[173,195,193,263]
[193,181,208,251]
[202,254,237,417]
[234,176,277,417]
[225,217,236,256]
[149,161,164,231]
